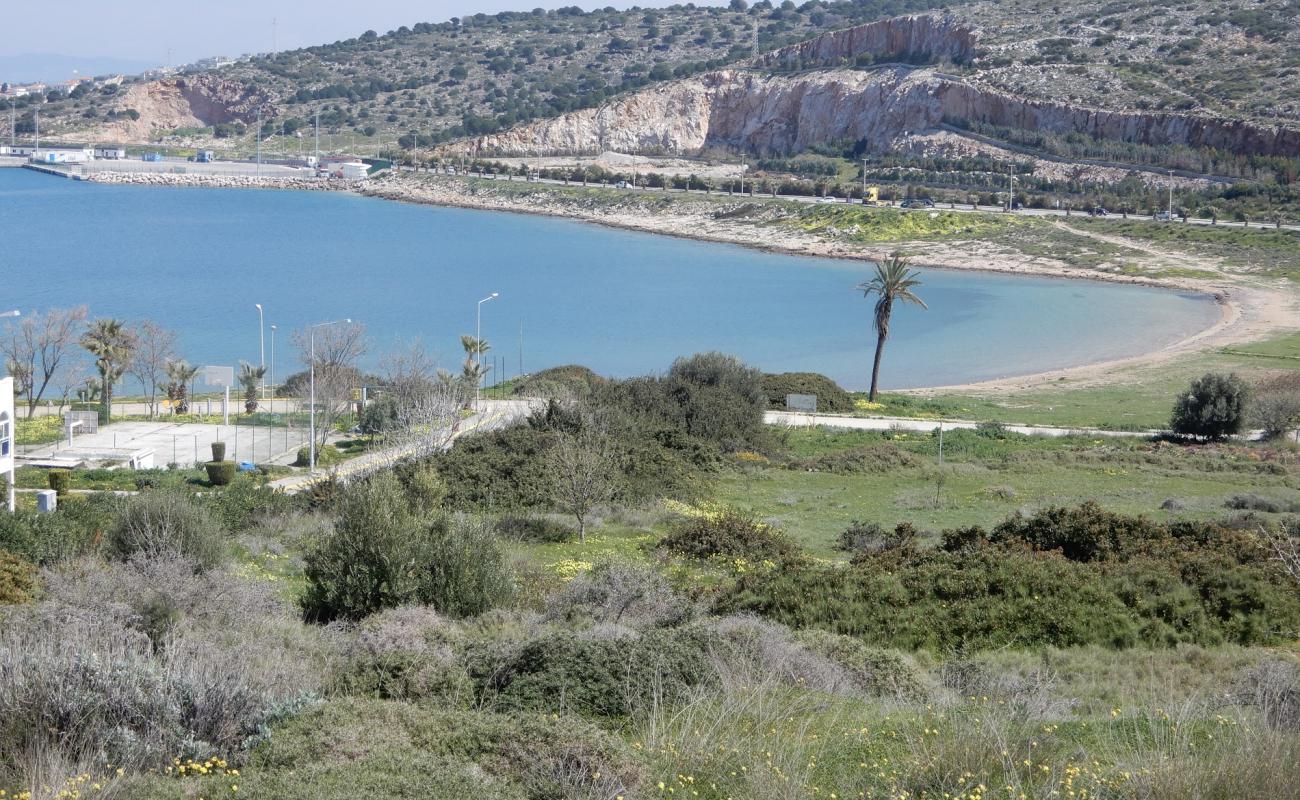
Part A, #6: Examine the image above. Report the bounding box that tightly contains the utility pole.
[1007,164,1015,212]
[861,156,867,198]
[255,106,262,177]
[33,108,38,157]
[314,109,320,168]
[8,98,14,148]
[1168,169,1174,220]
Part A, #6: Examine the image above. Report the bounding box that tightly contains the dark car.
[900,198,935,209]
[1091,206,1109,217]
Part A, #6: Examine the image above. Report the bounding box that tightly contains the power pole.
[1168,169,1174,219]
[255,106,262,177]
[1007,164,1015,212]
[33,108,38,156]
[314,108,319,167]
[751,19,758,60]
[861,156,867,198]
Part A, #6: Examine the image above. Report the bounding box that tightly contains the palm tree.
[80,318,136,424]
[858,253,927,402]
[238,361,268,414]
[164,359,199,414]
[459,334,491,390]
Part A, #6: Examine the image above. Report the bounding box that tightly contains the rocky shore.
[83,172,359,190]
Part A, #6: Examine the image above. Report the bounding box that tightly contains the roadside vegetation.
[2,351,1297,800]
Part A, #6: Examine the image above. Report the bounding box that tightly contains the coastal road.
[764,410,1157,438]
[433,170,1300,233]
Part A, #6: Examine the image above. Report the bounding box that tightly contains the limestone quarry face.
[454,14,1300,162]
[100,75,270,141]
[753,14,978,70]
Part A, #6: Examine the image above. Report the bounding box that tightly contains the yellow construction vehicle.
[861,186,880,206]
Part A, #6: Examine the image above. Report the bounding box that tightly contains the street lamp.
[254,303,265,400]
[309,318,351,474]
[476,293,499,410]
[269,324,277,414]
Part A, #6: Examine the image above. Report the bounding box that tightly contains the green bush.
[513,364,606,398]
[435,425,554,509]
[658,507,801,562]
[301,474,513,622]
[204,475,301,530]
[47,469,71,496]
[0,495,119,564]
[1171,372,1249,439]
[719,505,1300,650]
[294,444,341,467]
[762,372,854,412]
[493,513,574,543]
[204,460,236,486]
[0,549,37,605]
[106,490,227,570]
[837,520,919,553]
[471,627,722,717]
[210,441,226,462]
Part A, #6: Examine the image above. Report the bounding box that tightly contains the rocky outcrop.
[754,14,978,70]
[456,65,1300,161]
[101,75,271,141]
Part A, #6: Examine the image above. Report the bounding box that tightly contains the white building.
[1,377,14,512]
[34,147,94,164]
[0,145,35,157]
[94,147,127,159]
[339,161,369,180]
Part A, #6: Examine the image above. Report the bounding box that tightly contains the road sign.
[786,394,817,413]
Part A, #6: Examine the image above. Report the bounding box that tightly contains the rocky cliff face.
[753,14,977,70]
[101,76,269,141]
[457,63,1300,161]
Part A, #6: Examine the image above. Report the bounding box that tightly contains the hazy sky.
[0,0,724,67]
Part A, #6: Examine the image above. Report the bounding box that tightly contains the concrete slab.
[19,419,312,469]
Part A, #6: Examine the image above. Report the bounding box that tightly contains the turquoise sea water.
[0,168,1219,391]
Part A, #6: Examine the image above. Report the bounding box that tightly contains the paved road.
[765,410,1156,438]
[267,399,537,493]
[410,169,1299,233]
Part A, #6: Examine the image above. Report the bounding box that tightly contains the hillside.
[8,0,954,148]
[12,0,1299,163]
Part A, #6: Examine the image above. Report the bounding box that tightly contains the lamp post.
[309,318,351,474]
[269,324,276,414]
[476,293,499,410]
[254,303,265,400]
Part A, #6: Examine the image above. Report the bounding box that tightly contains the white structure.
[34,147,94,164]
[338,161,369,180]
[1,377,14,512]
[94,146,126,159]
[0,145,35,157]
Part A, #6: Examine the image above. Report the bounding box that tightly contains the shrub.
[794,629,926,699]
[249,698,644,800]
[435,425,554,509]
[106,490,227,570]
[47,469,72,496]
[987,502,1165,562]
[204,475,302,531]
[761,372,854,412]
[1171,372,1249,439]
[210,441,226,462]
[0,501,112,565]
[658,507,801,562]
[494,513,574,543]
[513,364,607,398]
[204,460,236,486]
[0,549,36,605]
[301,474,513,622]
[837,520,918,553]
[294,443,341,467]
[545,559,690,629]
[1250,372,1300,439]
[1225,493,1300,514]
[330,606,472,703]
[473,627,721,717]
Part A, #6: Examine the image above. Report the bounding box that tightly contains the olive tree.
[1170,372,1249,440]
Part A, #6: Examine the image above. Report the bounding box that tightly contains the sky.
[0,0,725,79]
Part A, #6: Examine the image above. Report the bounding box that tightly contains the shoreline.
[18,168,1300,393]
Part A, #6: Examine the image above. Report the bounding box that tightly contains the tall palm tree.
[164,359,199,414]
[238,361,268,413]
[858,253,927,402]
[80,318,136,424]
